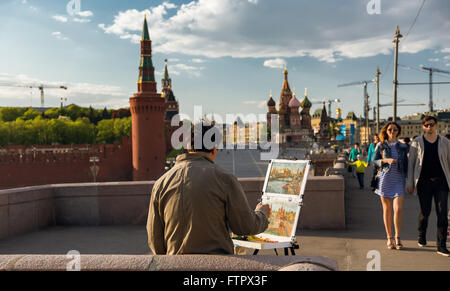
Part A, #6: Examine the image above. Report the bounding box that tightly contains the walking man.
[407,116,450,257]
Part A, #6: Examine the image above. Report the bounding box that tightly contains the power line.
[402,0,426,42]
[379,0,426,81]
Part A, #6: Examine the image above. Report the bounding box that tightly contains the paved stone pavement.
[0,156,448,270]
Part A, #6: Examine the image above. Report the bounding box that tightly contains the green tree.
[66,104,82,121]
[96,119,116,144]
[44,108,62,119]
[0,107,27,122]
[19,108,41,121]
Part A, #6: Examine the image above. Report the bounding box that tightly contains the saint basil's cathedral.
[266,68,315,144]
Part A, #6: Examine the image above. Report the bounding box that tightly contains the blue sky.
[0,0,449,120]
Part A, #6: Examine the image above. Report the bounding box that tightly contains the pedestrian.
[373,122,409,250]
[147,121,271,255]
[347,154,368,189]
[367,134,380,164]
[368,134,380,190]
[406,116,450,257]
[349,143,362,178]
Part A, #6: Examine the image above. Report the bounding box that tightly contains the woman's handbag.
[371,168,380,189]
[370,144,383,190]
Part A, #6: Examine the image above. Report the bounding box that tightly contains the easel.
[232,159,311,258]
[252,241,300,256]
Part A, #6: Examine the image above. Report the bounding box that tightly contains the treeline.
[0,105,131,146]
[0,105,114,124]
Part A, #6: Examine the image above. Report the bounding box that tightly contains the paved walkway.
[0,168,448,270]
[289,169,449,271]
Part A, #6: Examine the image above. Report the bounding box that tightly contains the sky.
[0,0,450,121]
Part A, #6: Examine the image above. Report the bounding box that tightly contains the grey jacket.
[406,135,450,195]
[373,141,409,177]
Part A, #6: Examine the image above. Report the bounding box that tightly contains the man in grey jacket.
[406,116,450,257]
[147,121,271,255]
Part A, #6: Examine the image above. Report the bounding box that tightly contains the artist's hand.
[256,203,271,219]
[384,158,397,165]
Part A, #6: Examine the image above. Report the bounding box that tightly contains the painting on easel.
[264,160,309,196]
[264,199,298,237]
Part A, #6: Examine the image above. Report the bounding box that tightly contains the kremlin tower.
[129,15,166,181]
[161,59,180,152]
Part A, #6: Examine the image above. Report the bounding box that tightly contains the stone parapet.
[0,175,345,240]
[0,254,337,271]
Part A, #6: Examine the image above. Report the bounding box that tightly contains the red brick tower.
[130,15,165,181]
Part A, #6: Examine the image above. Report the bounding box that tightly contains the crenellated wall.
[0,137,133,190]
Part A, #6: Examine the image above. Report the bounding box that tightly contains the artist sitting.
[146,122,271,255]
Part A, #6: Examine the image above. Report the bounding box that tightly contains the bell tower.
[129,15,165,181]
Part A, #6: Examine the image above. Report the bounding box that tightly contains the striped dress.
[375,142,405,198]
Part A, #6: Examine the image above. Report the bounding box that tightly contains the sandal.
[395,237,404,250]
[387,237,395,250]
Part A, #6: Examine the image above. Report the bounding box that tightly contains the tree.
[96,119,116,144]
[44,108,62,119]
[0,107,27,122]
[19,108,41,121]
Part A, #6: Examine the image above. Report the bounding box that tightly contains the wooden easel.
[251,241,300,256]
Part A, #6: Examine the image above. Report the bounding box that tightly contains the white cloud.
[169,63,204,78]
[263,58,286,69]
[243,100,266,109]
[191,58,206,63]
[441,48,450,53]
[52,15,68,23]
[0,73,127,108]
[51,31,69,41]
[73,17,91,23]
[76,10,94,18]
[98,0,450,63]
[428,58,440,62]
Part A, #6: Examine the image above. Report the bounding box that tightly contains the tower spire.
[137,15,156,92]
[142,14,150,41]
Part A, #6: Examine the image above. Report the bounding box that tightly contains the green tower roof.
[142,15,150,41]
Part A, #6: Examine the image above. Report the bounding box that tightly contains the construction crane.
[373,102,426,121]
[420,66,450,112]
[398,64,450,113]
[337,80,375,122]
[0,83,68,107]
[338,80,375,144]
[311,98,341,118]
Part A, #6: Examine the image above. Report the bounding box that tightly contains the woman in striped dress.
[373,122,409,250]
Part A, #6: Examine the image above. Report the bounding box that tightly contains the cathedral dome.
[301,96,312,108]
[288,95,301,108]
[267,97,276,107]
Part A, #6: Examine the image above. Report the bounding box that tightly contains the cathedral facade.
[267,68,314,144]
